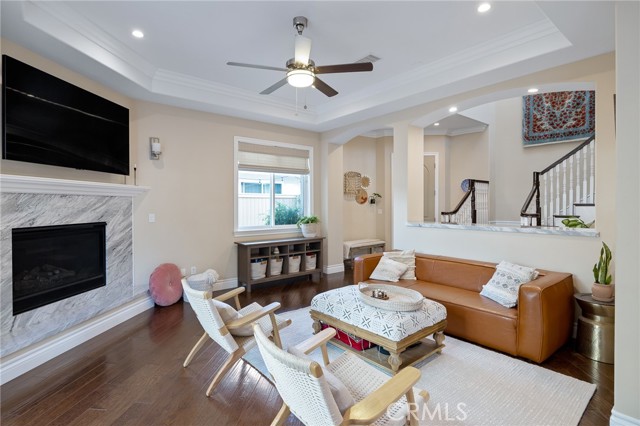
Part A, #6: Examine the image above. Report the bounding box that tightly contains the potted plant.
[592,242,614,302]
[296,215,319,238]
[369,193,382,204]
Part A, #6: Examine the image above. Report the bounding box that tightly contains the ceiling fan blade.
[294,35,312,66]
[312,77,338,97]
[260,78,289,95]
[227,62,288,72]
[315,62,373,74]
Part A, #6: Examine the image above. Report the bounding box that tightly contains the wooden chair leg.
[271,402,291,426]
[183,332,209,367]
[205,348,245,397]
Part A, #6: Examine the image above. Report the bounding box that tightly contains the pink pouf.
[149,263,183,306]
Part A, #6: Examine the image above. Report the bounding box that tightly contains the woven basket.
[357,282,423,311]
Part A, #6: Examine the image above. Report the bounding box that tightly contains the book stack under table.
[235,237,324,294]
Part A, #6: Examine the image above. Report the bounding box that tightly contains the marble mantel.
[0,174,149,358]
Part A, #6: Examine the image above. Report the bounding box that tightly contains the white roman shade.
[238,142,310,175]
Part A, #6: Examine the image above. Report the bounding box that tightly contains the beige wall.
[423,136,449,215]
[447,131,490,211]
[132,101,320,291]
[491,98,583,222]
[342,137,382,241]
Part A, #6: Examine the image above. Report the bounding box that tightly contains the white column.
[320,142,344,272]
[391,122,424,227]
[612,2,640,425]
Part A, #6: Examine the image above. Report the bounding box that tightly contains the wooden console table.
[236,237,324,294]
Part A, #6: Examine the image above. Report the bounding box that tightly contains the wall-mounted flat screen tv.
[2,55,129,175]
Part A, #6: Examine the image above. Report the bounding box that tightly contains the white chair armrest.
[342,367,421,425]
[292,328,336,355]
[225,302,281,329]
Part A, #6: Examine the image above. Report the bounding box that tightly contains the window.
[235,137,312,233]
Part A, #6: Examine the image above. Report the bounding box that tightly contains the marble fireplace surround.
[0,175,149,383]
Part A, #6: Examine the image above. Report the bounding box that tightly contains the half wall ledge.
[407,222,600,237]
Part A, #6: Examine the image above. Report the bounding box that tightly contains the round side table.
[574,293,615,364]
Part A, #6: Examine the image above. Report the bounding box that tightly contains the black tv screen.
[2,55,129,175]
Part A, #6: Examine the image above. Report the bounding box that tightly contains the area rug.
[522,90,595,146]
[244,307,596,426]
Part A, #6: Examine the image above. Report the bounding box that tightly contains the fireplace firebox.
[12,222,107,315]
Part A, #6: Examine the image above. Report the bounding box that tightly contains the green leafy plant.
[593,242,613,284]
[263,203,303,226]
[561,217,594,228]
[296,215,319,227]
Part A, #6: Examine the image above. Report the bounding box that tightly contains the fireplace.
[12,222,107,315]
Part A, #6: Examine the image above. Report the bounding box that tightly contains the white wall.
[423,136,449,214]
[613,2,640,423]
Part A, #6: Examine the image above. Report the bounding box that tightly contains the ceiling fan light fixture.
[287,69,315,88]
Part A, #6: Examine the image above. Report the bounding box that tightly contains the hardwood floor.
[1,270,613,425]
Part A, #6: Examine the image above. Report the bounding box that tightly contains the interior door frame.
[423,152,439,222]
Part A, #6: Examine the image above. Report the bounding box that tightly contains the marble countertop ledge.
[407,222,600,237]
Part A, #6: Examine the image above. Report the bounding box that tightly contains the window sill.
[234,227,303,238]
[407,222,600,237]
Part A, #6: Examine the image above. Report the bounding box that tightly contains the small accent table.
[574,293,615,364]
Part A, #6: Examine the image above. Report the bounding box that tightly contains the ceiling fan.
[227,16,373,97]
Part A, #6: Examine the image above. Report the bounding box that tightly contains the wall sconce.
[150,137,162,160]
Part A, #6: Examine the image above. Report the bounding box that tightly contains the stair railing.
[441,180,490,225]
[520,136,595,227]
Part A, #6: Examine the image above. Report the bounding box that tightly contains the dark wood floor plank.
[1,270,614,426]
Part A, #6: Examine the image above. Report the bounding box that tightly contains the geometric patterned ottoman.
[310,285,447,373]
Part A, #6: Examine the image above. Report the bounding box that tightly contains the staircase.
[520,136,595,227]
[441,179,489,225]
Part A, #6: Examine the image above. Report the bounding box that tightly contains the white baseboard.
[0,295,154,385]
[611,409,640,426]
[324,263,345,274]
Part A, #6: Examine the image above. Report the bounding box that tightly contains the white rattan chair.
[181,279,291,396]
[253,324,429,426]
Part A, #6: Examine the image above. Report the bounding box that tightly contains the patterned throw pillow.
[369,256,409,282]
[383,249,417,280]
[480,261,538,308]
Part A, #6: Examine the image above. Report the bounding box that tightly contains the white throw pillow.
[369,256,409,282]
[187,269,220,291]
[480,261,538,308]
[288,346,355,414]
[383,249,417,280]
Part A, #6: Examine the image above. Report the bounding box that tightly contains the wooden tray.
[357,283,423,311]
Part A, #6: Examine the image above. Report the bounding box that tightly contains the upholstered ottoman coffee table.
[310,285,447,374]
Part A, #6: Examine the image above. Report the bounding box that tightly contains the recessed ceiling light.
[528,88,539,93]
[132,29,144,39]
[449,106,458,113]
[434,122,440,126]
[477,3,491,13]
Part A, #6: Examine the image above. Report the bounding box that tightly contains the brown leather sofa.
[353,253,574,363]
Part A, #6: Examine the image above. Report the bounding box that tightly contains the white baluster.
[562,160,567,215]
[549,169,555,223]
[569,155,574,214]
[589,140,595,203]
[555,165,561,217]
[542,173,548,226]
[583,144,588,202]
[576,150,582,204]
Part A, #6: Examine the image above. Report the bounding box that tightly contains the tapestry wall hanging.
[522,90,595,147]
